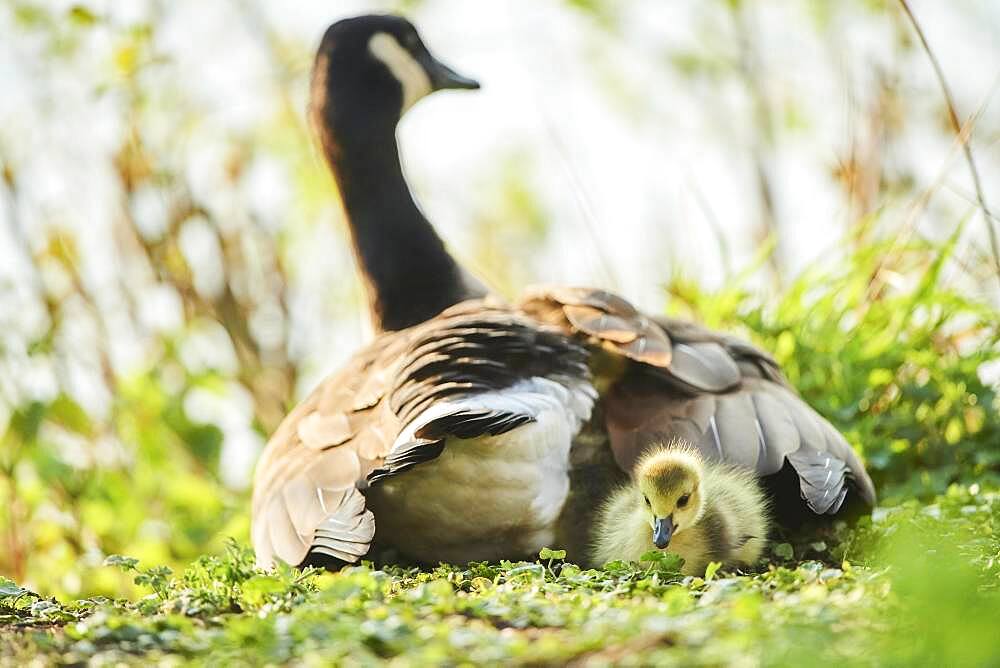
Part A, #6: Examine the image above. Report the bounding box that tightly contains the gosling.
[591,444,769,576]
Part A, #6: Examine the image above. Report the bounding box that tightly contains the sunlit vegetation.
[1,0,999,663]
[2,489,998,665]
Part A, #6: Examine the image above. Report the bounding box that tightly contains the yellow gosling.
[591,443,769,576]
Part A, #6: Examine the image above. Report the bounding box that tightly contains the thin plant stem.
[897,0,1000,292]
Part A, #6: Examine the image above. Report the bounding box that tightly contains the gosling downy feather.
[250,15,876,570]
[592,444,769,575]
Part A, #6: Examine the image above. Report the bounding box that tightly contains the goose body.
[592,444,769,575]
[250,15,876,570]
[251,299,602,567]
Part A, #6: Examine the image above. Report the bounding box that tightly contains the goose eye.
[677,494,691,508]
[644,496,651,507]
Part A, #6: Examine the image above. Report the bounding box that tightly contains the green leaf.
[134,565,173,594]
[0,579,30,599]
[104,555,140,572]
[773,543,794,560]
[241,575,286,609]
[639,550,667,563]
[639,550,685,573]
[8,401,46,443]
[68,5,97,25]
[49,393,93,437]
[538,547,566,561]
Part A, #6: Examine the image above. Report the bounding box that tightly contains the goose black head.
[308,15,487,333]
[311,14,479,136]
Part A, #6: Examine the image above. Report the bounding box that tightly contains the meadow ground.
[1,484,998,666]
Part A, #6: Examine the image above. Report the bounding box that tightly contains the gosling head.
[634,448,706,550]
[311,14,479,135]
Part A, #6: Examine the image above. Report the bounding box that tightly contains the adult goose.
[251,15,875,569]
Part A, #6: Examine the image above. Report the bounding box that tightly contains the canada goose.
[591,442,769,575]
[251,15,876,570]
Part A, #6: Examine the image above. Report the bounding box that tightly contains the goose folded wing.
[252,304,592,568]
[650,315,787,387]
[367,311,590,485]
[251,335,402,569]
[516,286,875,515]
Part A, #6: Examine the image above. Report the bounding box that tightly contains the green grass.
[2,485,997,666]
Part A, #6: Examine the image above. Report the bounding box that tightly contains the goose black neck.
[315,105,482,332]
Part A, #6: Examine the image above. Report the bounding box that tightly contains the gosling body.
[592,446,769,576]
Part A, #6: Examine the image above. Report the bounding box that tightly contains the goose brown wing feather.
[710,390,764,468]
[667,342,741,393]
[562,304,640,343]
[519,288,748,391]
[264,493,308,567]
[309,488,375,562]
[518,286,672,369]
[748,385,802,472]
[296,412,354,450]
[652,315,788,388]
[525,285,639,316]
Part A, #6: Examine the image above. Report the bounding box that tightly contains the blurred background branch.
[897,0,1000,290]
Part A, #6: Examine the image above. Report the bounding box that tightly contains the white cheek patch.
[368,32,432,114]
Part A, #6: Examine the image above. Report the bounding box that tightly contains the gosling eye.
[644,496,651,507]
[677,493,691,508]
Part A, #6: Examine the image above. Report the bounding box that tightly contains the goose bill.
[653,516,674,549]
[423,54,480,91]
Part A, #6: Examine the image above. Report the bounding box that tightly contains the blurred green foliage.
[1,370,247,598]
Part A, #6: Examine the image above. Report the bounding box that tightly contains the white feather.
[392,377,594,449]
[368,33,432,113]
